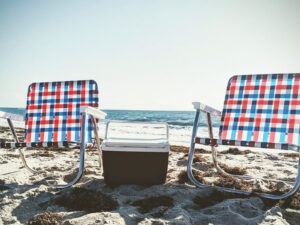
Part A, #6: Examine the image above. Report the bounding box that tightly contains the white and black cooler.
[101,121,170,185]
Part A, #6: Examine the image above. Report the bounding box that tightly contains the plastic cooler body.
[102,143,169,185]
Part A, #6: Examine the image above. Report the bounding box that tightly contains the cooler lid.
[102,138,169,148]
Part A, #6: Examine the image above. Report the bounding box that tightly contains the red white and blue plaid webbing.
[25,80,99,144]
[219,74,300,149]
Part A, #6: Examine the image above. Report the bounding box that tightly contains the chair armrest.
[0,111,25,121]
[192,102,222,117]
[80,106,107,119]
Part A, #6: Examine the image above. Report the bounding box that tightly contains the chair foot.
[54,167,84,188]
[18,148,38,174]
[53,140,86,188]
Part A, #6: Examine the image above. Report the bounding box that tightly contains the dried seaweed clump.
[170,145,190,153]
[193,154,207,163]
[26,211,63,225]
[279,153,300,158]
[177,169,205,184]
[279,192,300,209]
[193,189,244,209]
[54,187,119,213]
[177,170,189,184]
[213,174,252,191]
[132,195,174,214]
[0,180,9,191]
[170,145,211,154]
[30,151,54,158]
[219,148,253,155]
[218,162,247,175]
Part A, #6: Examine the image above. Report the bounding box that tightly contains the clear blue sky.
[0,0,299,110]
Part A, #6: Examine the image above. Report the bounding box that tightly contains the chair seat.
[195,137,300,151]
[0,141,93,148]
[102,138,169,148]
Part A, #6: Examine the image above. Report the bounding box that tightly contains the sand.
[1,126,300,225]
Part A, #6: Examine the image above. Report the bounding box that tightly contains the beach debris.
[279,192,300,209]
[218,162,247,175]
[170,145,190,153]
[54,187,119,213]
[279,153,300,158]
[219,148,253,155]
[193,154,207,163]
[193,189,245,209]
[2,153,19,158]
[170,145,211,154]
[177,169,205,184]
[0,180,9,191]
[177,170,189,184]
[30,151,55,158]
[25,211,64,225]
[132,195,174,215]
[214,173,252,191]
[260,191,300,210]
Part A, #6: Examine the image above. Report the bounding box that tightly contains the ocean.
[0,108,221,146]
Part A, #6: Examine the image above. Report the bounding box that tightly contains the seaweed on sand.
[177,169,206,184]
[132,195,174,214]
[54,187,119,213]
[219,148,253,155]
[0,180,9,191]
[218,162,247,175]
[279,153,300,158]
[213,173,252,191]
[193,154,207,163]
[26,211,64,225]
[170,145,211,154]
[193,189,245,209]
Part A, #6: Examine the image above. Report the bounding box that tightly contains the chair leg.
[187,109,249,195]
[54,144,86,188]
[187,141,207,188]
[210,145,231,176]
[187,140,251,195]
[18,148,38,174]
[6,118,38,174]
[91,116,102,169]
[54,113,87,188]
[188,110,300,199]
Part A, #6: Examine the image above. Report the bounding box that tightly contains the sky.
[0,0,300,111]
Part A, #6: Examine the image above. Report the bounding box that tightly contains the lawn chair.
[0,80,106,188]
[188,73,300,199]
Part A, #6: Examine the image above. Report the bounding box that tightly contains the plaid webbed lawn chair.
[188,73,300,199]
[0,80,106,188]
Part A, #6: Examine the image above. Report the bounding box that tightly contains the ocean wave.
[0,108,221,128]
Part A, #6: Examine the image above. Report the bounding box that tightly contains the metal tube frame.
[91,116,102,169]
[187,109,300,199]
[7,118,38,174]
[6,112,102,188]
[55,113,87,188]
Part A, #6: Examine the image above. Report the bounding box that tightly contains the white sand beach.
[1,125,300,225]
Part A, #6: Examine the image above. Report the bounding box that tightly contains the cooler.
[101,121,169,185]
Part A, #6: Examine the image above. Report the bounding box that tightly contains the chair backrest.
[219,74,300,148]
[25,80,99,144]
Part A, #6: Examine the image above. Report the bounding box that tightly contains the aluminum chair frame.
[0,81,106,188]
[187,74,300,200]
